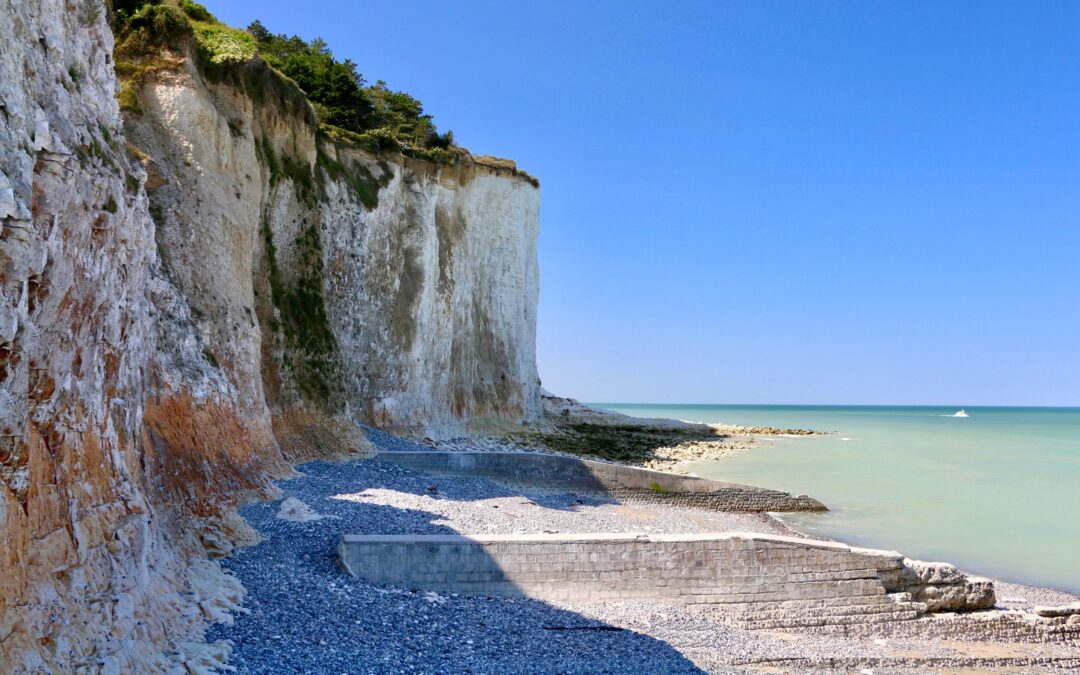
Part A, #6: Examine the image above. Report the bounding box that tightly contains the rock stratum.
[0,2,539,671]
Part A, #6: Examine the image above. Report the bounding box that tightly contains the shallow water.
[591,404,1080,592]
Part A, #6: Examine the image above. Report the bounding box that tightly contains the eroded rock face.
[880,559,997,612]
[1,3,275,671]
[1,1,542,669]
[123,55,541,441]
[321,151,541,436]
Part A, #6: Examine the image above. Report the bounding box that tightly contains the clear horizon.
[214,1,1080,407]
[587,402,1080,409]
[600,403,1080,592]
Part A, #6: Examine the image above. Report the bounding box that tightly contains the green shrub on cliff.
[192,23,257,65]
[110,2,457,159]
[178,0,212,22]
[111,3,193,112]
[113,2,192,56]
[245,21,454,154]
[114,2,254,66]
[246,23,373,133]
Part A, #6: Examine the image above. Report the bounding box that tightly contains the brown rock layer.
[141,393,288,518]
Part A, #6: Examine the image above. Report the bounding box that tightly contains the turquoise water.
[591,404,1080,592]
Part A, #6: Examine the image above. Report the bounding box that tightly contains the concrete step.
[737,608,923,630]
[694,591,900,613]
[707,599,922,624]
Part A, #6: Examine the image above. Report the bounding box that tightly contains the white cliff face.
[126,62,274,419]
[126,57,542,440]
[320,150,542,437]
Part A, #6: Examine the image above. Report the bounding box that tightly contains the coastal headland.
[1,2,1076,673]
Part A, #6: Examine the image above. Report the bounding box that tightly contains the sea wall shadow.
[208,458,704,673]
[364,424,825,513]
[372,450,827,513]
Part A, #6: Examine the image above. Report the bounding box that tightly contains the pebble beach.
[208,430,1080,673]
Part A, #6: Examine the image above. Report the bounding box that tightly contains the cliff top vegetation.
[109,0,459,163]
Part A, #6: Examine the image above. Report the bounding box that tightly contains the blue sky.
[213,1,1080,406]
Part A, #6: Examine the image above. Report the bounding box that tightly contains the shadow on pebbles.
[208,435,1049,674]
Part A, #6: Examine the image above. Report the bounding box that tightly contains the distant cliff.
[0,1,540,670]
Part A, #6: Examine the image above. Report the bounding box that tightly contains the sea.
[590,404,1080,593]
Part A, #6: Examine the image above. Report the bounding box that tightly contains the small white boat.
[952,409,969,418]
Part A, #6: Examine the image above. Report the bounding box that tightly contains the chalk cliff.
[0,1,540,670]
[124,52,541,441]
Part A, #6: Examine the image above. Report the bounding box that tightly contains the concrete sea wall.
[338,532,928,628]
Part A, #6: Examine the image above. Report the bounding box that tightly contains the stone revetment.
[338,531,998,630]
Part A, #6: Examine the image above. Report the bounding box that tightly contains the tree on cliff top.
[246,21,373,133]
[111,2,454,153]
[246,19,453,150]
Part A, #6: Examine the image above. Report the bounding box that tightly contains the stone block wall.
[338,532,933,628]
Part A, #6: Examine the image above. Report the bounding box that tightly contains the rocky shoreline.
[421,394,826,473]
[205,426,1080,673]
